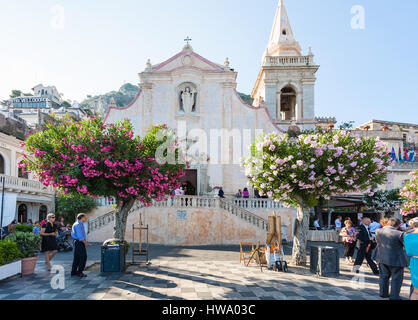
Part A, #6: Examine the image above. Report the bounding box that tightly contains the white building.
[0,132,55,225]
[3,84,87,128]
[105,0,319,197]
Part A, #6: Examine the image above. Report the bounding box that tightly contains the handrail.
[219,198,268,231]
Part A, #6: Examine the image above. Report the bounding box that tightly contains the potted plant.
[6,232,41,275]
[0,240,23,280]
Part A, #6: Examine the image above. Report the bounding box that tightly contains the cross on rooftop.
[184,36,192,45]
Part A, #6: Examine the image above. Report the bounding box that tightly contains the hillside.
[81,83,253,115]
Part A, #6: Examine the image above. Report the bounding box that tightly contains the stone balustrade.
[233,198,283,210]
[264,55,314,67]
[0,174,54,195]
[88,196,269,234]
[97,197,117,207]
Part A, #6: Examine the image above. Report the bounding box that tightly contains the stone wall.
[87,206,269,245]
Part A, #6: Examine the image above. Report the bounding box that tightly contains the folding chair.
[240,242,255,265]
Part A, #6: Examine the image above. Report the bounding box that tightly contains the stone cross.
[184,36,192,45]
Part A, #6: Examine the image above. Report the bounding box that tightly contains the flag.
[411,148,416,162]
[399,147,403,162]
[404,148,410,162]
[391,147,397,162]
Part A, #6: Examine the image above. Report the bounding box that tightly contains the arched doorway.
[0,154,5,174]
[280,87,296,121]
[180,169,198,196]
[39,205,48,221]
[18,204,28,223]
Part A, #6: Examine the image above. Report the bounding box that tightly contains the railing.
[88,210,116,234]
[219,198,268,232]
[233,198,283,210]
[97,197,117,207]
[0,174,54,194]
[264,55,314,67]
[88,196,268,234]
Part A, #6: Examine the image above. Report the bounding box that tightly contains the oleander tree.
[243,130,392,266]
[400,170,418,216]
[21,117,185,240]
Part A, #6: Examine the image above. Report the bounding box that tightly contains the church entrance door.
[180,169,198,196]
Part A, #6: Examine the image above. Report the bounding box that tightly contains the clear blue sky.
[1,0,417,126]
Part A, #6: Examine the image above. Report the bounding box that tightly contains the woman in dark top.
[40,213,58,270]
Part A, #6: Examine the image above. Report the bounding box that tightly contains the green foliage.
[400,170,418,216]
[238,92,254,106]
[0,240,22,266]
[80,83,139,114]
[9,89,32,98]
[56,193,98,223]
[5,232,41,258]
[364,189,401,213]
[10,90,22,98]
[14,224,34,233]
[62,101,72,108]
[339,121,355,130]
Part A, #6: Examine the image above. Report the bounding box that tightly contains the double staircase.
[88,196,269,234]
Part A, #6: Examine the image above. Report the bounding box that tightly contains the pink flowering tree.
[400,170,418,216]
[243,130,392,266]
[21,117,185,240]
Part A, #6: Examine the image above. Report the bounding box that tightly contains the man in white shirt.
[335,216,343,229]
[313,218,321,230]
[369,219,382,239]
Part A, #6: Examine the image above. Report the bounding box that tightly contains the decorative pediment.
[152,49,224,73]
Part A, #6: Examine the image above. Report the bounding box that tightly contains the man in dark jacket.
[375,218,408,300]
[354,217,379,275]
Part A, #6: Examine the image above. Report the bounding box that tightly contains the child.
[33,221,41,235]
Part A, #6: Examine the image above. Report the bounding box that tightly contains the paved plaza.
[0,243,413,300]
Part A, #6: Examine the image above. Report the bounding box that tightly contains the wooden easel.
[131,213,150,266]
[246,241,264,272]
[266,215,282,249]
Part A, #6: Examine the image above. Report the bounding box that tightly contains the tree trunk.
[113,198,136,241]
[291,203,311,266]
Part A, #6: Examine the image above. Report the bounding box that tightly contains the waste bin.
[310,246,339,277]
[101,239,126,273]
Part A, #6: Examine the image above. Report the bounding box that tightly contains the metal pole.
[0,177,5,240]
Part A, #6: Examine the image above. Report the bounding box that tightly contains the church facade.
[105,0,319,197]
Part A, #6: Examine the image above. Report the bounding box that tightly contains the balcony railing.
[0,174,54,195]
[233,198,284,210]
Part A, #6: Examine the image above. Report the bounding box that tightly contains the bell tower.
[252,0,319,131]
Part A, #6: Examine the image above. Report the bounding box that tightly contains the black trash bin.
[310,246,340,277]
[101,239,126,273]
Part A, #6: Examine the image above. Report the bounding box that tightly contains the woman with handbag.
[340,220,356,264]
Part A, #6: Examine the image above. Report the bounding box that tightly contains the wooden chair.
[240,242,255,265]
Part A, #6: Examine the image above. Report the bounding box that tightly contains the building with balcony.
[351,126,418,191]
[3,84,88,129]
[0,131,55,225]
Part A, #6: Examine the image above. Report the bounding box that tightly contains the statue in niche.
[180,86,197,114]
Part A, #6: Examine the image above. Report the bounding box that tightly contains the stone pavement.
[0,243,412,300]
